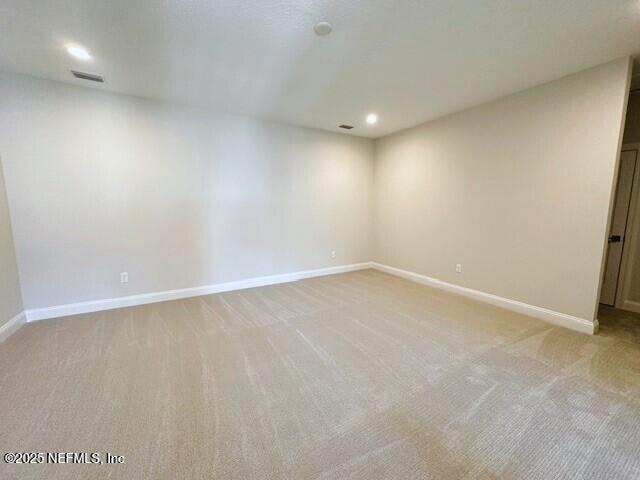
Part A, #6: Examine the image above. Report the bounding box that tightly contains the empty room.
[1,1,640,479]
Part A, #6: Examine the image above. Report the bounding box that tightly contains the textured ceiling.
[1,0,640,138]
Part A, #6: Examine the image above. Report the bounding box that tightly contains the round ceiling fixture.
[67,45,91,61]
[314,22,333,36]
[366,113,378,125]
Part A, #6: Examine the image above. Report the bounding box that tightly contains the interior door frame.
[613,143,640,312]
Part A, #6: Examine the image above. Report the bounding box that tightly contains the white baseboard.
[22,260,597,335]
[0,311,26,343]
[370,262,597,334]
[25,262,373,322]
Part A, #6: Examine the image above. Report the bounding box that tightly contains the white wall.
[373,58,631,323]
[0,73,374,310]
[0,58,631,327]
[0,155,23,326]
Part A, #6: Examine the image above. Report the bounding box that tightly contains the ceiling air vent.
[71,70,104,83]
[339,124,354,130]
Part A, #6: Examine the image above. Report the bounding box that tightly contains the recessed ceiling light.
[366,113,378,125]
[314,22,333,36]
[67,46,91,61]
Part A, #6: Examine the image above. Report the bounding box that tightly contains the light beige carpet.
[1,269,639,479]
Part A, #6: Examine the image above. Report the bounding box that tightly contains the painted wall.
[0,73,374,310]
[373,58,631,323]
[0,155,23,326]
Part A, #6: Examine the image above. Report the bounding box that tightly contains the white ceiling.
[1,0,640,138]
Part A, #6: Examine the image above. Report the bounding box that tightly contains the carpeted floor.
[1,269,639,479]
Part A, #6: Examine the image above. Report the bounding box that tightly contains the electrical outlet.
[455,264,462,273]
[331,250,336,259]
[120,272,129,284]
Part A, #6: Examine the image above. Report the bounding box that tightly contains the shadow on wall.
[623,90,640,144]
[0,154,24,328]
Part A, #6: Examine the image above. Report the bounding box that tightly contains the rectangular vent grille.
[339,124,354,130]
[71,70,104,83]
